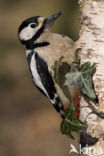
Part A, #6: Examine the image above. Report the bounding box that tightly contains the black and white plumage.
[18,12,77,118]
[28,51,64,116]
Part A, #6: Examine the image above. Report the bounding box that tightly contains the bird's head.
[18,11,62,44]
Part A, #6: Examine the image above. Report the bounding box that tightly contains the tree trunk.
[77,0,104,155]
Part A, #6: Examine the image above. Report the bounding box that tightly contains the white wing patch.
[30,54,49,97]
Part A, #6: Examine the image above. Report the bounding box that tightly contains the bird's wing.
[30,52,64,117]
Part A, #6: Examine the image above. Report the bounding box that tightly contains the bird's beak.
[46,11,62,28]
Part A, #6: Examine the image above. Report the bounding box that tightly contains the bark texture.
[77,0,104,155]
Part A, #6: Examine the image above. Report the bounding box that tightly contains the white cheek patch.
[19,27,35,40]
[19,23,42,41]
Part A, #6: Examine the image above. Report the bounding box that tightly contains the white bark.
[77,0,104,155]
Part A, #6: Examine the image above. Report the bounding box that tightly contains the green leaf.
[80,62,91,72]
[80,62,96,77]
[60,102,88,139]
[52,56,64,84]
[64,62,97,100]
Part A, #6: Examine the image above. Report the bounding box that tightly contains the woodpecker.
[18,11,79,118]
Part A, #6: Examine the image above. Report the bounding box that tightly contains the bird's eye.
[30,23,37,28]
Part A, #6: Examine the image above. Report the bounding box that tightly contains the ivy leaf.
[80,62,96,77]
[52,56,64,84]
[52,60,96,139]
[64,62,97,100]
[60,102,88,139]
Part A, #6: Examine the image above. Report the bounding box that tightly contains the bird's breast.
[35,33,77,105]
[35,36,76,73]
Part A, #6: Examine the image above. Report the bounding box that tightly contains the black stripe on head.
[26,41,50,49]
[19,18,48,49]
[32,19,48,41]
[18,16,40,33]
[33,42,50,49]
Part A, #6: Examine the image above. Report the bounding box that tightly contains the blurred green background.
[0,0,80,156]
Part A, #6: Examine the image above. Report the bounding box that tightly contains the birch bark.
[77,0,104,155]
